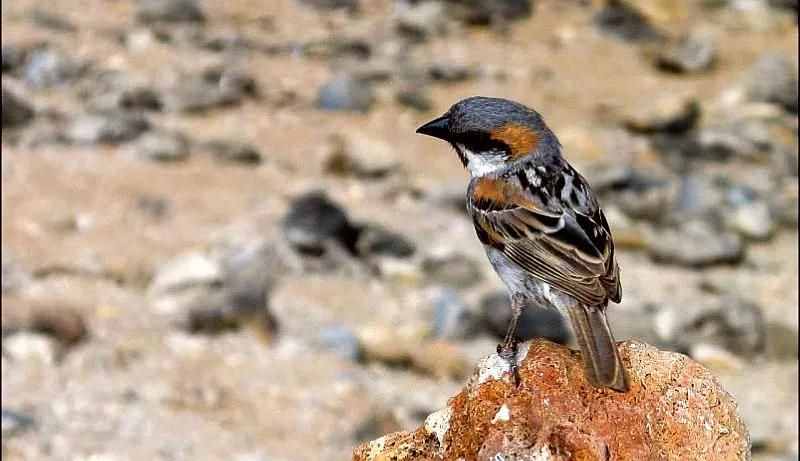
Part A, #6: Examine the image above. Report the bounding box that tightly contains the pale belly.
[484,247,578,314]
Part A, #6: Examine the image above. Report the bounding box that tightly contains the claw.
[498,340,521,387]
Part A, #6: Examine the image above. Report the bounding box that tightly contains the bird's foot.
[497,340,521,387]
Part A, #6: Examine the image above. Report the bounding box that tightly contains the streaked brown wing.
[469,174,621,306]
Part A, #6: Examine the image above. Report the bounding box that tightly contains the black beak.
[416,115,450,141]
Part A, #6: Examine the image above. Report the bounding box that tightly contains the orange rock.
[353,340,750,461]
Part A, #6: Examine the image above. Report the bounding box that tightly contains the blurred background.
[1,0,797,460]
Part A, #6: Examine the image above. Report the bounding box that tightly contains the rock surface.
[353,340,750,461]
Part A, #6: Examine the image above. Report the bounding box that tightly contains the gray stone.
[621,96,700,134]
[593,0,660,42]
[67,111,149,145]
[656,29,717,74]
[356,224,416,259]
[1,409,35,437]
[421,252,483,289]
[136,131,190,162]
[395,1,447,40]
[745,54,798,112]
[316,74,375,113]
[431,288,481,340]
[445,0,533,26]
[136,0,205,24]
[2,45,27,73]
[150,251,223,295]
[726,199,776,241]
[318,325,361,361]
[297,0,358,12]
[395,88,433,112]
[22,47,85,88]
[2,332,58,364]
[162,78,243,113]
[2,86,34,128]
[648,219,744,267]
[654,297,765,356]
[696,117,774,160]
[204,140,262,165]
[480,291,570,344]
[718,363,798,454]
[282,191,359,256]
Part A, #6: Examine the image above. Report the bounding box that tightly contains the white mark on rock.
[492,404,511,424]
[364,435,388,461]
[530,445,554,461]
[476,342,532,384]
[424,406,453,449]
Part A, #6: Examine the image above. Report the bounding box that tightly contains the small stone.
[316,74,375,113]
[2,86,34,128]
[2,45,27,73]
[621,95,700,134]
[150,252,223,294]
[1,409,35,437]
[356,224,416,259]
[395,88,433,112]
[427,62,476,83]
[204,140,262,165]
[395,1,447,40]
[282,191,360,255]
[136,131,190,162]
[726,199,776,241]
[297,0,358,12]
[22,47,86,88]
[88,84,162,112]
[654,297,765,356]
[648,219,744,267]
[67,111,149,145]
[28,9,76,32]
[696,117,774,160]
[421,252,483,289]
[3,332,58,364]
[318,325,361,361]
[358,324,422,366]
[445,0,533,26]
[593,0,660,42]
[480,291,570,344]
[689,343,745,371]
[655,29,717,73]
[162,77,243,113]
[744,54,798,113]
[136,0,205,24]
[322,133,399,179]
[431,288,481,340]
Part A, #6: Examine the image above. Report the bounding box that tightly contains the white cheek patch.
[458,143,506,176]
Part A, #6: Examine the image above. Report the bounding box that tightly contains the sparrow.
[416,96,628,392]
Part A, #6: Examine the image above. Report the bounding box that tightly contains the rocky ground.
[1,0,798,460]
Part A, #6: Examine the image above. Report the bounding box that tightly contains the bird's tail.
[566,304,629,392]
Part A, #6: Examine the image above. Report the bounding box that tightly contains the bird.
[416,96,628,392]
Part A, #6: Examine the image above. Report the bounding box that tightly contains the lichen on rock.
[353,339,750,461]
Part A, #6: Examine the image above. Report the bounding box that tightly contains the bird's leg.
[497,293,524,386]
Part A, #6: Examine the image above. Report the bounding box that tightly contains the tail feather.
[567,304,628,392]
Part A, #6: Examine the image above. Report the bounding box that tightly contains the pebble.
[136,0,205,24]
[431,288,481,340]
[204,140,262,165]
[318,325,362,361]
[744,54,798,113]
[3,332,58,364]
[654,29,717,74]
[322,133,399,179]
[2,86,34,128]
[395,1,447,40]
[654,297,765,356]
[149,251,223,294]
[1,409,35,437]
[355,224,416,259]
[67,111,150,145]
[282,191,360,255]
[135,131,190,162]
[22,47,86,88]
[593,0,660,42]
[480,291,570,344]
[316,74,375,113]
[446,0,533,26]
[727,199,776,241]
[395,87,433,112]
[648,219,744,267]
[621,95,700,134]
[421,252,483,289]
[161,77,243,113]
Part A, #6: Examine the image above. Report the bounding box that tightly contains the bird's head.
[416,96,558,176]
